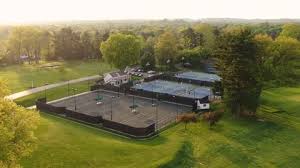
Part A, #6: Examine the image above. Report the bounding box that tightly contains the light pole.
[72,88,78,111]
[166,59,170,71]
[97,90,100,98]
[173,95,179,118]
[44,83,49,99]
[110,96,115,120]
[146,62,150,71]
[153,100,159,131]
[151,84,154,105]
[67,80,70,96]
[132,95,135,109]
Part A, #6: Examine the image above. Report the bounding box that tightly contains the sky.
[0,0,299,24]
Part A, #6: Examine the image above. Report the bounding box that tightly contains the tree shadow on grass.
[206,118,291,167]
[158,141,196,168]
[222,117,284,146]
[202,141,259,167]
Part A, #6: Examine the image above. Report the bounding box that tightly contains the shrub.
[202,110,224,127]
[177,113,197,130]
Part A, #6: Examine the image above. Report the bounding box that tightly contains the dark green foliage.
[178,47,211,65]
[100,33,142,69]
[180,27,204,49]
[280,23,300,40]
[252,23,282,39]
[212,81,223,96]
[216,26,262,116]
[141,51,155,70]
[141,37,156,70]
[255,34,300,86]
[154,31,179,69]
[80,31,93,59]
[53,27,81,60]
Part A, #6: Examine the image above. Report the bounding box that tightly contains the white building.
[196,97,210,110]
[104,71,130,86]
[124,65,141,74]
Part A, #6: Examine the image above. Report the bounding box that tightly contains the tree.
[21,27,43,64]
[100,33,142,69]
[40,30,54,61]
[216,26,262,116]
[271,36,300,84]
[0,81,39,168]
[280,23,300,40]
[0,41,8,64]
[194,23,216,50]
[202,110,224,127]
[154,31,178,67]
[92,30,104,59]
[0,80,9,96]
[80,31,93,59]
[141,37,155,70]
[180,27,204,49]
[7,27,25,64]
[177,113,197,130]
[178,46,210,65]
[53,27,83,60]
[252,23,282,39]
[254,34,274,81]
[7,26,49,64]
[255,34,300,85]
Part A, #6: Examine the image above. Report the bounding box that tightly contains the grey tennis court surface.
[132,80,213,99]
[175,71,221,82]
[49,90,190,129]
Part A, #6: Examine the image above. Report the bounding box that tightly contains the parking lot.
[50,90,191,129]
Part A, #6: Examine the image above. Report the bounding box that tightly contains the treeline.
[0,22,299,87]
[0,22,281,65]
[0,26,110,64]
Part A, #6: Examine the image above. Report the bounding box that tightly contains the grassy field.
[14,80,96,107]
[0,60,114,93]
[20,86,300,168]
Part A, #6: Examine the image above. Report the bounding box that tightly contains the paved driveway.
[5,75,101,100]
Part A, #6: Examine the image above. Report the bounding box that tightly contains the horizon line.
[1,17,300,26]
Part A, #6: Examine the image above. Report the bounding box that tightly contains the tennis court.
[175,71,221,82]
[49,90,190,129]
[132,80,212,99]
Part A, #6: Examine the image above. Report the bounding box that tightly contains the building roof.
[107,71,127,78]
[175,71,221,82]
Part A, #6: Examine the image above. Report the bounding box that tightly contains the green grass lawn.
[20,86,300,168]
[14,80,96,107]
[0,60,114,93]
